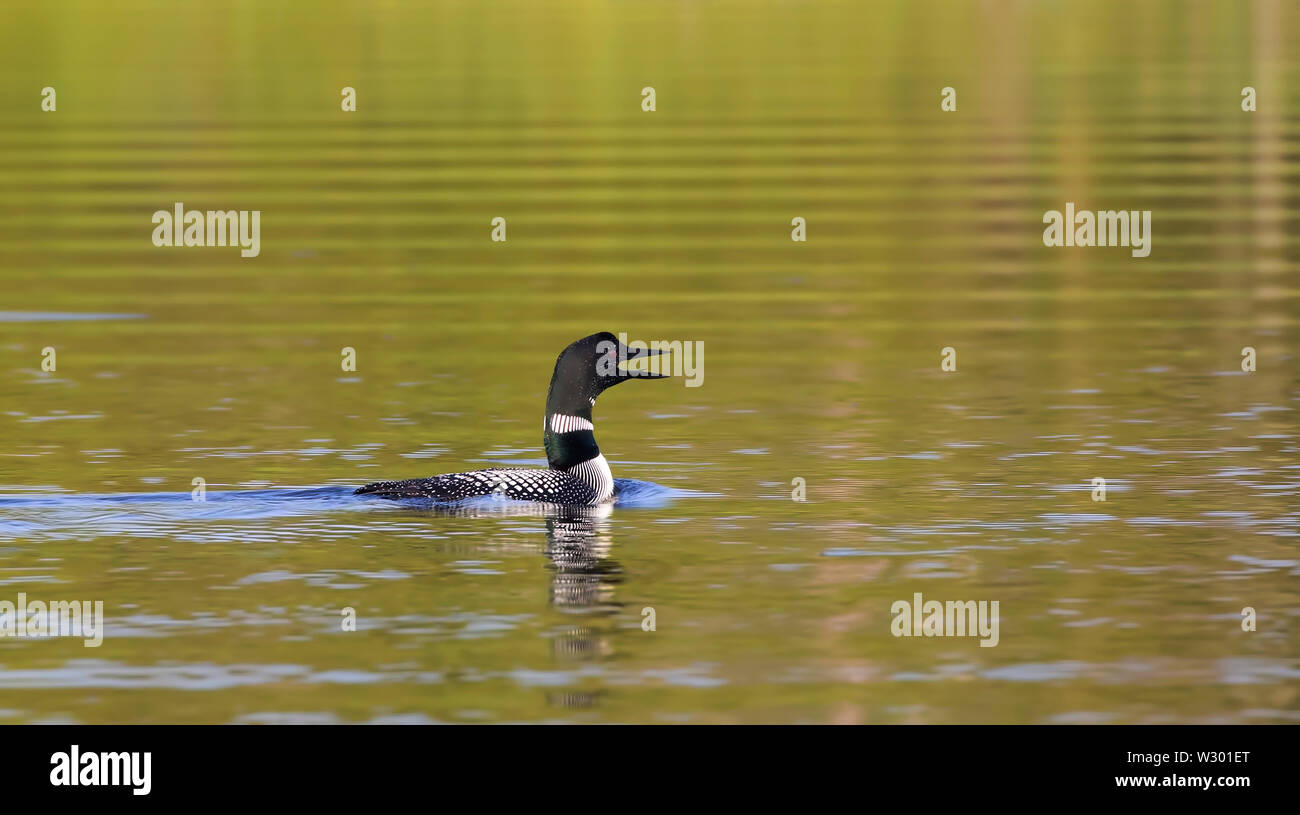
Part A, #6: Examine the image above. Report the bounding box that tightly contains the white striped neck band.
[548,413,594,434]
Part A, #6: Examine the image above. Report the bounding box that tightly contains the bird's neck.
[544,404,600,471]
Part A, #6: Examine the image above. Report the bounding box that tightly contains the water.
[0,0,1297,723]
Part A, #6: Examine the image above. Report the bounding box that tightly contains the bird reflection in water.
[423,500,623,713]
[544,503,621,614]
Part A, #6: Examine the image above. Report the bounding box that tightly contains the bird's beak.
[617,342,670,380]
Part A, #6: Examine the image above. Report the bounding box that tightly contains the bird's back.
[354,467,605,505]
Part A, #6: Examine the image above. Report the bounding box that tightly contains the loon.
[354,332,667,505]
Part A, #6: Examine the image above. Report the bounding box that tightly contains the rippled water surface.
[0,0,1297,723]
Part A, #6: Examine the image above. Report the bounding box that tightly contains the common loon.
[355,332,667,505]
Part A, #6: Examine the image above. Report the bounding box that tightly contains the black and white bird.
[355,332,668,505]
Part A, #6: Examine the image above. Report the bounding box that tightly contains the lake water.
[0,0,1296,723]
